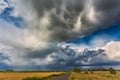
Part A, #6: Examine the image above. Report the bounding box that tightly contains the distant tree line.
[73,67,116,74]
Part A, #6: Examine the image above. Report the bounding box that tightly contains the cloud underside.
[14,0,120,42]
[0,0,120,70]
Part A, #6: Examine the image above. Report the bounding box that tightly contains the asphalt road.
[51,74,70,80]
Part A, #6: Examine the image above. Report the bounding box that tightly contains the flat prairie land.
[0,72,64,80]
[69,71,120,80]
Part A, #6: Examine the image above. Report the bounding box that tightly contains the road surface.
[51,74,70,80]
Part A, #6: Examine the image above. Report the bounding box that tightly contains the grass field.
[0,72,64,80]
[1,71,120,80]
[69,71,120,80]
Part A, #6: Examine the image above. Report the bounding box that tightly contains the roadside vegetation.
[23,73,67,80]
[69,67,118,80]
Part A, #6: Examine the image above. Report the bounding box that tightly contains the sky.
[0,0,120,71]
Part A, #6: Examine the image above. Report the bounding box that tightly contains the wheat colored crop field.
[0,72,64,80]
[69,71,120,80]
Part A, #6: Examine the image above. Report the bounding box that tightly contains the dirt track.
[51,74,70,80]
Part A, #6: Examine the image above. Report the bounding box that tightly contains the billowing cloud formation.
[0,0,120,70]
[14,0,120,42]
[102,41,120,61]
[45,41,120,70]
[1,39,120,70]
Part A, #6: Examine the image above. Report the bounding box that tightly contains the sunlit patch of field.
[0,72,64,80]
[69,71,120,80]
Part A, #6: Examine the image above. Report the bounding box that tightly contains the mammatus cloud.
[14,0,120,42]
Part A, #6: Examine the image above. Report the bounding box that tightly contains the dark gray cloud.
[93,0,120,27]
[0,50,10,62]
[15,0,120,42]
[93,0,120,11]
[50,48,107,66]
[42,45,115,70]
[25,44,59,58]
[30,0,84,17]
[15,0,86,42]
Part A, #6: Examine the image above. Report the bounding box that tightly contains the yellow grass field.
[69,71,120,80]
[0,72,64,80]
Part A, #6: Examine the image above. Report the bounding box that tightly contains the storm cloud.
[0,0,120,70]
[14,0,120,42]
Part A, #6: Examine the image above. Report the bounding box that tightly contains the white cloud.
[0,19,53,67]
[90,35,113,47]
[102,41,120,61]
